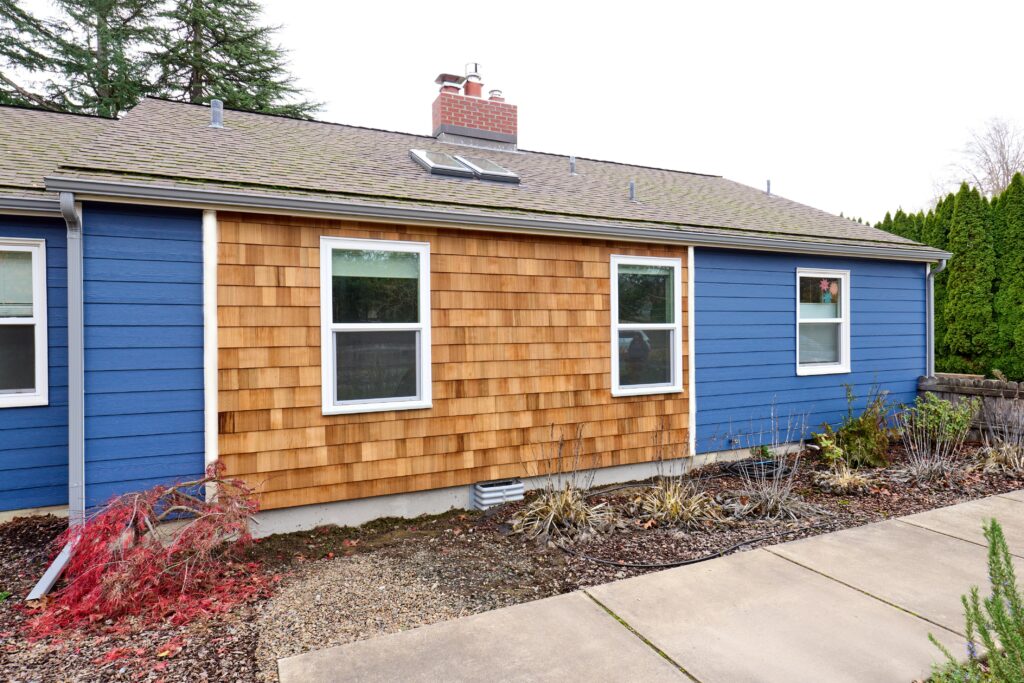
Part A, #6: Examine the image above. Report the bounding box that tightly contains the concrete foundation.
[250,445,768,538]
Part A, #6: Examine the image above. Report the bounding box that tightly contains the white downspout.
[28,192,84,600]
[926,258,948,378]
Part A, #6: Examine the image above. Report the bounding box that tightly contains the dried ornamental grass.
[632,478,728,529]
[812,462,872,495]
[719,452,822,521]
[981,401,1024,476]
[511,425,615,543]
[511,484,614,543]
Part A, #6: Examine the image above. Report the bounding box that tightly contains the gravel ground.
[2,443,1022,682]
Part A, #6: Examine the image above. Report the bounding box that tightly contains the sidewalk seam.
[583,590,703,683]
[894,518,1024,559]
[764,548,965,639]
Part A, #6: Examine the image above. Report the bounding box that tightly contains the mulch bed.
[2,443,1022,682]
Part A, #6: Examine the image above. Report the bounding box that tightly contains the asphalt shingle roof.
[0,106,110,201]
[25,98,932,253]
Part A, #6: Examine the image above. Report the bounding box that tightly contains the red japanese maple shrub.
[27,462,267,636]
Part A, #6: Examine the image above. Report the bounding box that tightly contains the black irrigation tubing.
[555,522,835,570]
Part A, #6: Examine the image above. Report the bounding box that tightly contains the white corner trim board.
[688,247,697,457]
[202,210,219,469]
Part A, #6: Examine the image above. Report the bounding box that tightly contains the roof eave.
[0,194,62,217]
[44,175,952,263]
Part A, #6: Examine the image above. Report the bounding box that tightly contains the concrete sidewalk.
[278,491,1024,682]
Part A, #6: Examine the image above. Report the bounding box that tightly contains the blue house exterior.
[0,216,69,511]
[694,248,926,454]
[81,204,206,507]
[0,97,952,531]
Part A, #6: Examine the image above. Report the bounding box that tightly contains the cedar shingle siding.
[217,213,690,510]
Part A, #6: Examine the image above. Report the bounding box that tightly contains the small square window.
[796,269,850,375]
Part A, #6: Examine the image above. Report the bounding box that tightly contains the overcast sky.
[22,0,1024,222]
[256,0,1024,222]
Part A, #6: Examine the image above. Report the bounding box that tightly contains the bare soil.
[2,444,1021,682]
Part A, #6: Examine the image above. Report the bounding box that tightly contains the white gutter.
[28,192,84,601]
[44,176,952,264]
[925,258,948,377]
[0,196,62,216]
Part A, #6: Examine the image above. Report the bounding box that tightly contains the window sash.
[0,240,48,407]
[795,269,850,375]
[610,255,684,396]
[320,236,431,415]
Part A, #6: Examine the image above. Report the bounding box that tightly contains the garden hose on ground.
[555,522,834,570]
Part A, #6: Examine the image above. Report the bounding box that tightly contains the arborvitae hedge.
[994,175,1024,377]
[879,175,1024,379]
[944,184,997,373]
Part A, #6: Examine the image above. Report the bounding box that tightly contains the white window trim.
[795,268,851,376]
[320,236,432,415]
[610,254,684,397]
[0,238,48,408]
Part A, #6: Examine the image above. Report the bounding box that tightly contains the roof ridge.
[0,103,111,120]
[138,97,722,179]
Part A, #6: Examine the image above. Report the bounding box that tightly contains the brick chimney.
[432,64,517,150]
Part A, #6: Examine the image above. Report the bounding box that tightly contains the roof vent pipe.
[766,179,771,197]
[569,155,576,175]
[629,179,637,202]
[209,99,224,128]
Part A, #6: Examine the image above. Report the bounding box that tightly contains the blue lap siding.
[694,248,926,454]
[82,204,205,507]
[0,216,69,511]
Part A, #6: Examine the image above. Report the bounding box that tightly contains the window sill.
[0,393,48,409]
[796,364,851,376]
[612,385,685,398]
[322,399,432,416]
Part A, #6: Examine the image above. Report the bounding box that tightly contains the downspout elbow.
[59,191,81,233]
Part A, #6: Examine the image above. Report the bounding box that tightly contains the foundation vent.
[472,479,525,510]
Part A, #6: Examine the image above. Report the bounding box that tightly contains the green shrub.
[895,394,979,483]
[816,386,895,468]
[911,393,980,442]
[811,431,845,465]
[930,519,1024,682]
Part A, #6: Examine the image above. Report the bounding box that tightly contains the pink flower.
[819,279,830,292]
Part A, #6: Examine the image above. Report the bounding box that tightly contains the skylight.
[409,149,474,178]
[454,155,520,184]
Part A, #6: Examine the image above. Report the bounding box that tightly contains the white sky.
[20,0,1024,222]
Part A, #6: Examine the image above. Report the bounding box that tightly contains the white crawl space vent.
[472,479,524,510]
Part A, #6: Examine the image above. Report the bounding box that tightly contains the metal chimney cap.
[465,62,482,82]
[209,99,224,128]
[435,73,466,86]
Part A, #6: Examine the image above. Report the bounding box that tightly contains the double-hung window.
[320,237,431,414]
[610,255,684,396]
[0,238,48,408]
[796,268,850,375]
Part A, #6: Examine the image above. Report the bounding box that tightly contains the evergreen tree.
[993,174,1024,378]
[154,0,318,117]
[878,211,893,234]
[944,184,998,373]
[0,0,157,117]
